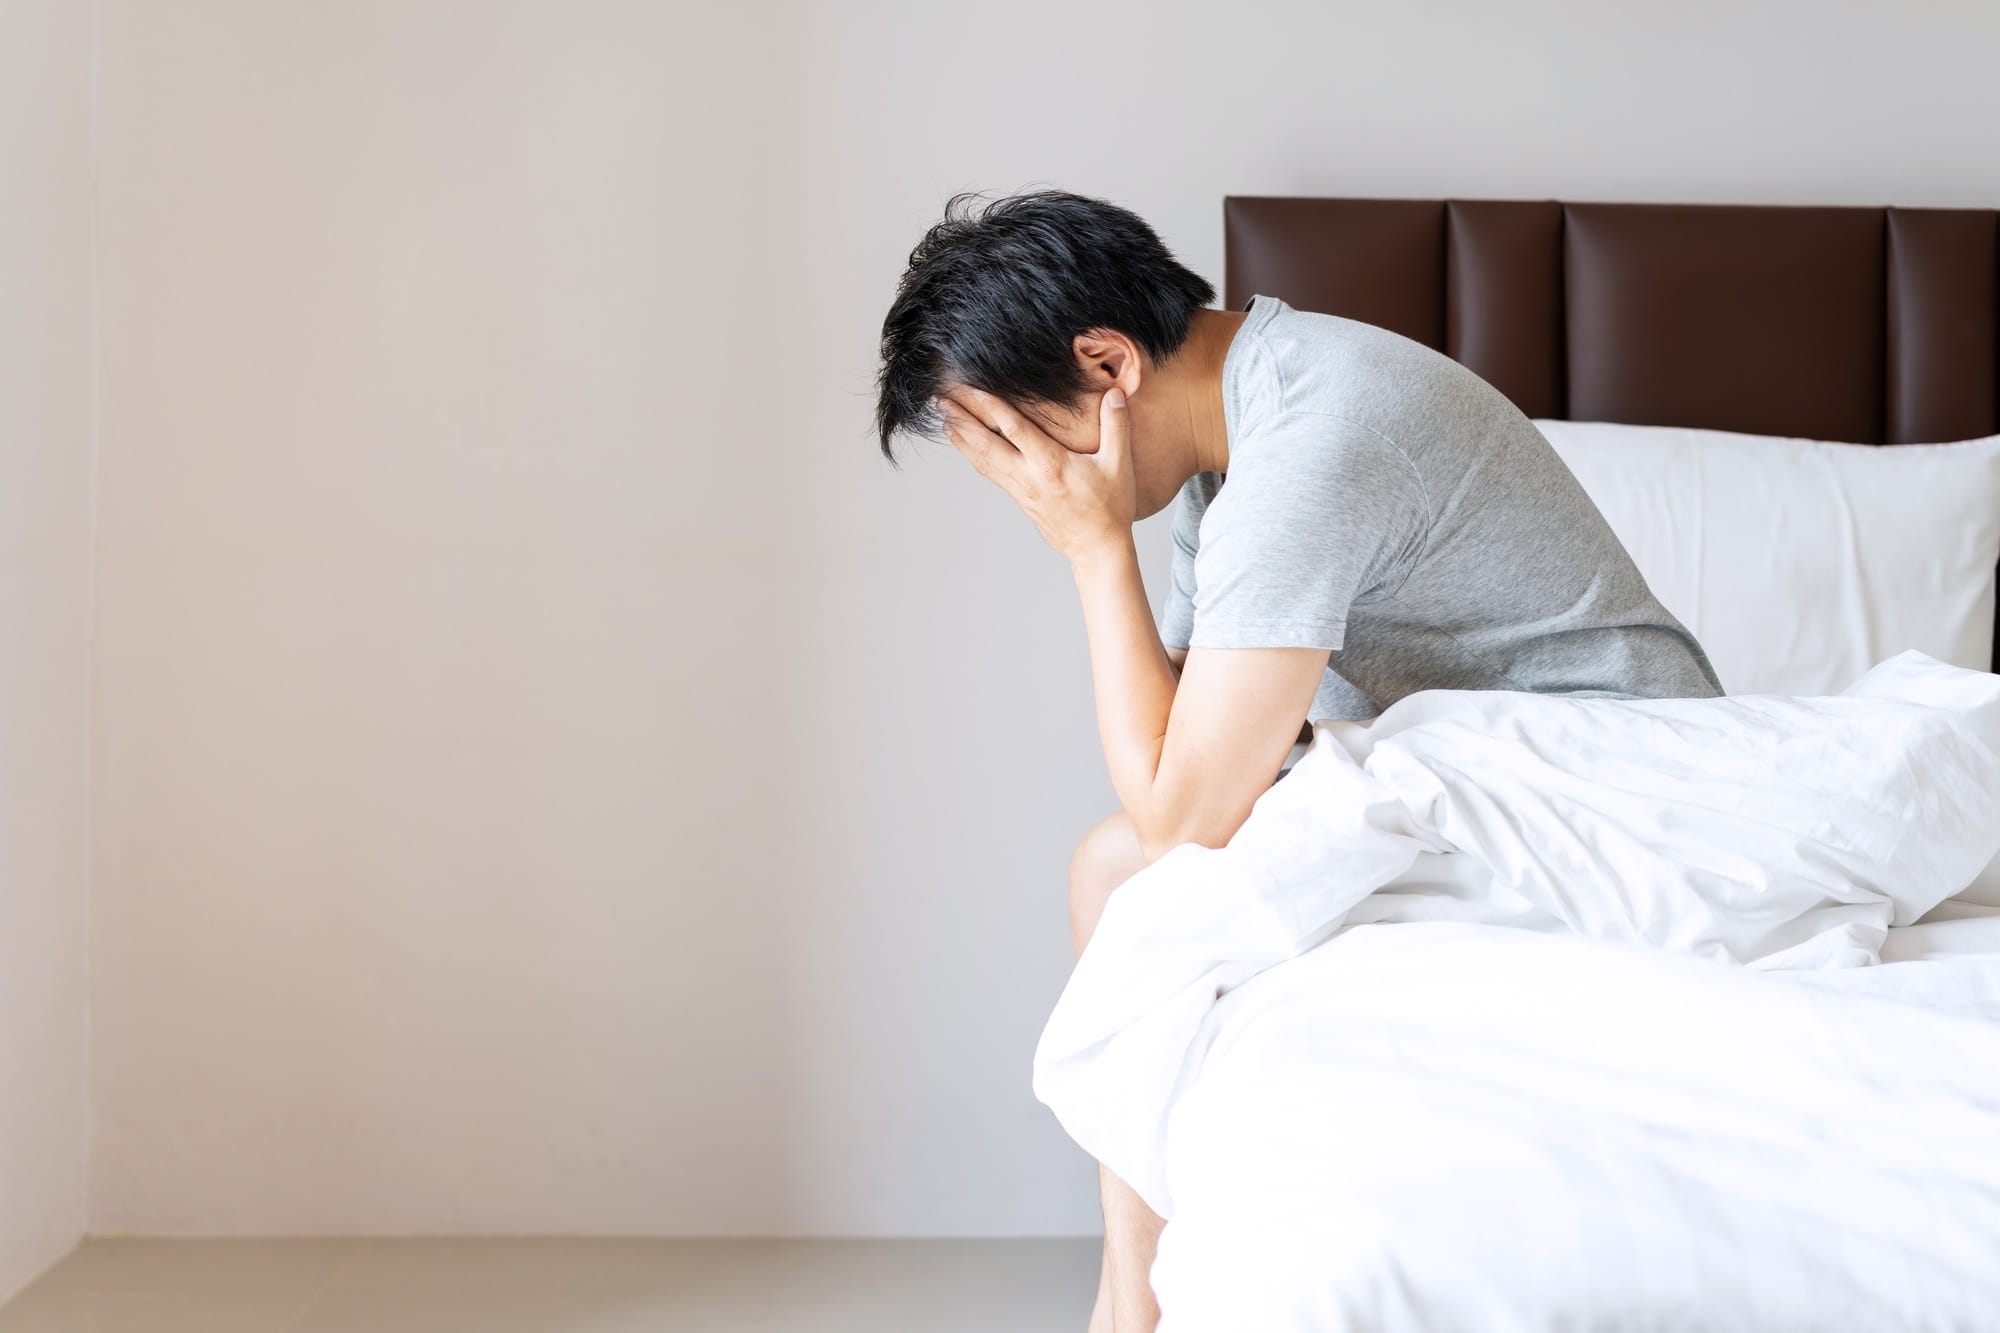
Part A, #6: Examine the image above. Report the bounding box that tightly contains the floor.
[0,1237,1102,1332]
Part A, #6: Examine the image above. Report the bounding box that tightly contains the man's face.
[1007,392,1185,521]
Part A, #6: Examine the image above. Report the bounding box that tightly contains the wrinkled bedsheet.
[1033,652,2000,1331]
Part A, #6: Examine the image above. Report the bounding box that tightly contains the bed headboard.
[1222,196,2000,668]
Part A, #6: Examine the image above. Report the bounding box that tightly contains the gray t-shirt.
[1160,294,1723,721]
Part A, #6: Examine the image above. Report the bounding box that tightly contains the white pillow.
[1532,419,2000,698]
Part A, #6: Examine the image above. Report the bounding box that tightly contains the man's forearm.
[1070,533,1181,848]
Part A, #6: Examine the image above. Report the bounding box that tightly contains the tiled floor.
[0,1237,1102,1332]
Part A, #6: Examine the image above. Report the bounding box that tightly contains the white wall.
[0,0,96,1299]
[87,0,2000,1238]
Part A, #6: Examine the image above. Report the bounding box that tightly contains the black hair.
[873,189,1217,464]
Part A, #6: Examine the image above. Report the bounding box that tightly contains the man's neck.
[1171,307,1244,479]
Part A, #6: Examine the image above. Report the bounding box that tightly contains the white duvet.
[1033,652,2000,1332]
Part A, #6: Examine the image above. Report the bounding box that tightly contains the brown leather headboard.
[1224,196,2000,668]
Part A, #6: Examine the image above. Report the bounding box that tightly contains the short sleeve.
[1157,473,1219,650]
[1188,413,1430,651]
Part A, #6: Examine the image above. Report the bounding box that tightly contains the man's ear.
[1072,329,1144,398]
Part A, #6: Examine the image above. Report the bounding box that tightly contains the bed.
[1034,198,2000,1331]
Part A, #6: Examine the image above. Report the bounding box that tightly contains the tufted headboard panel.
[1223,195,2000,666]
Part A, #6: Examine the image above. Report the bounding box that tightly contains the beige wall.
[86,0,2000,1239]
[0,0,95,1298]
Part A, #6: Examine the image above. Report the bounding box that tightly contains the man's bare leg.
[1071,811,1166,1332]
[1087,1244,1115,1333]
[1099,1162,1166,1329]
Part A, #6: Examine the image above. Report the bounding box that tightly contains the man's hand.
[942,383,1319,864]
[939,386,1136,563]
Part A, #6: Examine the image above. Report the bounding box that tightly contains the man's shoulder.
[1257,301,1447,379]
[1245,298,1505,433]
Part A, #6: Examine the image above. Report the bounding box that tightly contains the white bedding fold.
[1151,922,2000,1332]
[1031,651,2000,1330]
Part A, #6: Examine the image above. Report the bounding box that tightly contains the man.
[874,190,1722,1332]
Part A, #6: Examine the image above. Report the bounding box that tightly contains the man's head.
[873,189,1217,510]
